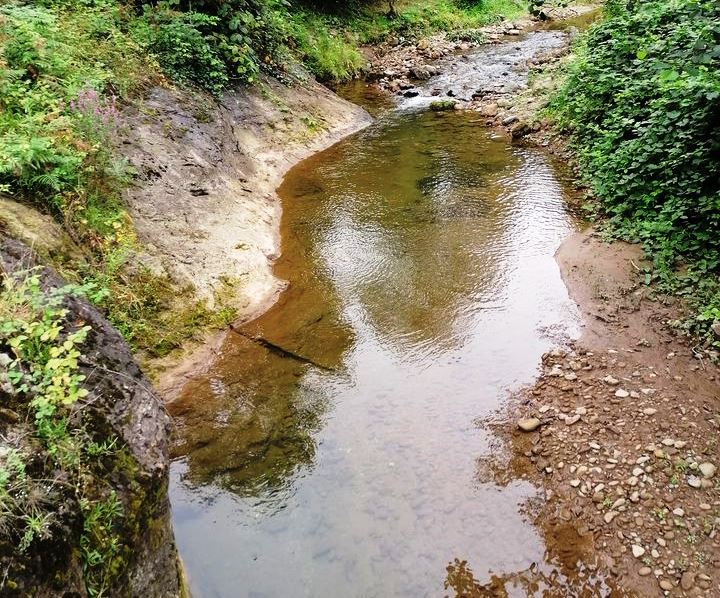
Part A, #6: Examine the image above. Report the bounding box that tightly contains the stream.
[170,25,594,598]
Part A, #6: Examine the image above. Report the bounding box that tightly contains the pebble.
[603,375,620,385]
[642,408,657,415]
[631,545,645,558]
[604,511,618,524]
[517,418,541,432]
[681,571,695,591]
[565,414,581,425]
[638,566,652,576]
[659,579,673,591]
[672,507,685,517]
[699,462,716,478]
[615,389,630,398]
[688,475,702,488]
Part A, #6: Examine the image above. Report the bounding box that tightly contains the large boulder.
[0,234,182,597]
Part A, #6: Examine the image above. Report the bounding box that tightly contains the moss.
[430,99,457,111]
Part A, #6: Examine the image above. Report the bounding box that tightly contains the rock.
[659,579,673,591]
[565,414,581,426]
[501,115,518,126]
[681,571,695,591]
[699,462,716,478]
[615,389,629,398]
[604,511,618,524]
[642,408,657,415]
[712,319,720,338]
[403,90,419,98]
[477,102,498,117]
[409,65,432,80]
[639,567,652,576]
[510,122,532,139]
[0,235,182,596]
[672,507,685,517]
[517,418,541,432]
[631,545,645,558]
[688,475,702,488]
[603,375,620,385]
[570,479,581,488]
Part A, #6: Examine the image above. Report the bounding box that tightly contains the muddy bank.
[483,229,720,596]
[122,75,371,317]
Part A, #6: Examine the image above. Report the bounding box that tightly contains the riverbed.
[169,29,588,598]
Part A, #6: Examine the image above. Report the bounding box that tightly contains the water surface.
[169,102,585,596]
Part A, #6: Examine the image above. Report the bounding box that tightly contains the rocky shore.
[486,231,720,596]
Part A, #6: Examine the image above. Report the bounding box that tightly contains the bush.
[551,0,720,346]
[132,8,230,94]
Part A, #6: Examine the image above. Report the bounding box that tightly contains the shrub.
[551,0,720,346]
[132,8,230,94]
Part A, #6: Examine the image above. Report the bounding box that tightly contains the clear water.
[168,102,584,596]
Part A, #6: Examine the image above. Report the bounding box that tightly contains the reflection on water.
[169,108,582,597]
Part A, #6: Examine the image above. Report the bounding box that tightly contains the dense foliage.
[551,0,720,346]
[0,2,237,357]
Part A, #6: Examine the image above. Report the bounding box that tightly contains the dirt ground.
[478,230,720,596]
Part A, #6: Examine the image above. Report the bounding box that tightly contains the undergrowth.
[289,0,525,81]
[0,269,122,595]
[549,0,720,349]
[0,1,236,358]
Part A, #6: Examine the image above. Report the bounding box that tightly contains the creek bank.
[482,229,720,596]
[121,75,371,395]
[0,235,182,597]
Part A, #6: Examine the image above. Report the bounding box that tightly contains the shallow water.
[169,97,589,594]
[400,29,569,107]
